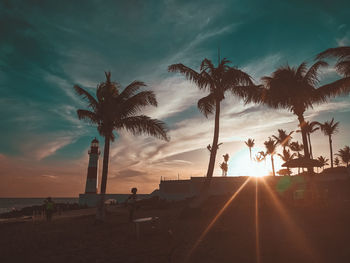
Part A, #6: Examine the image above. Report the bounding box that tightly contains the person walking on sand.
[44,197,55,222]
[127,187,138,222]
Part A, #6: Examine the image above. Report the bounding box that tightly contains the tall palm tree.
[244,61,350,165]
[272,129,293,151]
[74,72,169,219]
[278,148,296,175]
[317,156,329,171]
[318,118,339,169]
[245,138,255,160]
[317,46,350,77]
[336,146,350,167]
[264,137,278,176]
[169,58,253,184]
[297,121,319,159]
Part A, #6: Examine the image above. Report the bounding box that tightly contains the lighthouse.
[84,138,100,194]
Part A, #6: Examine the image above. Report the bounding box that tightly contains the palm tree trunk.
[297,115,310,158]
[249,148,252,161]
[297,114,313,174]
[205,100,221,185]
[271,155,275,176]
[101,135,110,193]
[308,133,313,159]
[96,134,110,221]
[329,135,333,169]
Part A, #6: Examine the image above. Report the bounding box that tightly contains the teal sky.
[1,0,350,197]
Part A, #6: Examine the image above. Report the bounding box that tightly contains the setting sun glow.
[227,147,284,177]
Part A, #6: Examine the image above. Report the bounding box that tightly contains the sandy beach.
[1,178,350,263]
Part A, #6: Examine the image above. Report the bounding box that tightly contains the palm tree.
[278,148,296,175]
[257,151,267,165]
[318,118,339,169]
[244,61,350,165]
[334,157,340,167]
[297,121,319,159]
[223,153,230,163]
[219,162,228,176]
[317,156,329,171]
[317,46,350,77]
[74,72,169,219]
[220,153,230,176]
[272,129,293,151]
[245,138,255,160]
[264,137,278,176]
[168,58,253,184]
[289,141,304,157]
[336,146,350,167]
[289,141,304,174]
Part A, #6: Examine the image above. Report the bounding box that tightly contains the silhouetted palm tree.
[317,156,329,171]
[272,129,293,151]
[336,146,350,167]
[74,72,169,219]
[220,153,230,176]
[317,46,350,76]
[223,153,230,163]
[297,121,319,159]
[244,61,350,164]
[220,162,228,176]
[334,157,340,167]
[169,58,253,183]
[264,137,277,176]
[257,151,267,165]
[245,138,255,160]
[289,141,304,174]
[278,148,296,175]
[289,141,304,157]
[318,118,339,169]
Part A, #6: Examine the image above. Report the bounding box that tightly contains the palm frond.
[117,115,169,141]
[225,68,254,91]
[200,58,215,73]
[77,109,99,125]
[74,85,98,110]
[316,47,350,60]
[197,93,216,118]
[316,77,350,99]
[304,61,328,86]
[119,81,146,100]
[231,85,266,104]
[296,62,308,77]
[336,60,350,77]
[119,91,158,118]
[168,64,207,89]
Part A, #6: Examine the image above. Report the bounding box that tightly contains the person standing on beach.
[44,197,55,222]
[127,187,138,222]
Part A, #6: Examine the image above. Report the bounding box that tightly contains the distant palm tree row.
[74,46,350,218]
[245,123,350,176]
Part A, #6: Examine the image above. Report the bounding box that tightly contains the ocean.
[0,198,79,214]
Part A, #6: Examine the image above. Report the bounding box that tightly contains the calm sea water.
[0,198,79,214]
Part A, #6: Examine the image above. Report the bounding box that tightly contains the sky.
[0,0,350,197]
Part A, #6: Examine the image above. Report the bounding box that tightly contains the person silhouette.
[127,187,138,222]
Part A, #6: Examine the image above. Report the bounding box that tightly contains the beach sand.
[1,178,350,263]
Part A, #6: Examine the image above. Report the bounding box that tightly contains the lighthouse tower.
[84,138,100,194]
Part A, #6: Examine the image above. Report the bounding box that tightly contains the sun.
[228,148,271,177]
[248,161,270,177]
